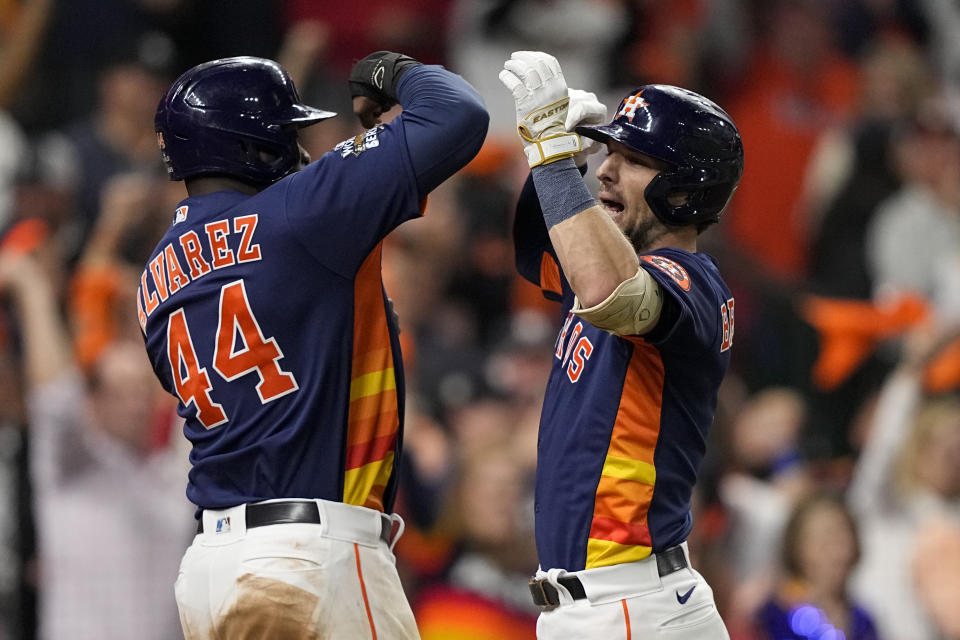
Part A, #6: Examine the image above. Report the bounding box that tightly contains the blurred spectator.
[912,517,960,639]
[3,2,960,638]
[275,20,359,163]
[68,172,179,370]
[0,248,192,640]
[718,387,815,627]
[750,492,879,640]
[0,384,33,640]
[848,333,960,640]
[865,98,960,316]
[725,0,860,282]
[18,0,181,131]
[483,311,556,406]
[448,0,630,139]
[916,0,960,98]
[615,0,716,90]
[0,0,52,113]
[283,1,450,87]
[39,59,169,264]
[833,0,928,59]
[0,0,50,232]
[0,112,26,235]
[413,439,538,640]
[807,35,933,299]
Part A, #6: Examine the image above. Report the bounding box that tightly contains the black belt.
[197,500,393,544]
[529,545,688,608]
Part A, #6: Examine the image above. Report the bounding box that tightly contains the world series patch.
[336,125,383,158]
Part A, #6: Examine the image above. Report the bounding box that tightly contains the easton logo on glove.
[533,102,568,124]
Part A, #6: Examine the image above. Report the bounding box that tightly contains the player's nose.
[596,152,618,185]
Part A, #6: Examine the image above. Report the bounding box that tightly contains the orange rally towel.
[801,294,930,390]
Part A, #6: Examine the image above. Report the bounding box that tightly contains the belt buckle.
[528,578,558,611]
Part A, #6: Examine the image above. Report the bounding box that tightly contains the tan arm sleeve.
[572,267,663,335]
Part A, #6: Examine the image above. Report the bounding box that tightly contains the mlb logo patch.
[174,206,188,224]
[215,516,231,533]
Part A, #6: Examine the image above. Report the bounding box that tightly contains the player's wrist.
[348,51,422,107]
[522,132,582,167]
[531,158,596,228]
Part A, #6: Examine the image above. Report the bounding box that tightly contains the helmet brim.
[284,103,337,126]
[575,123,621,145]
[576,122,680,168]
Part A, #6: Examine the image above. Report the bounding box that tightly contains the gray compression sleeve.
[531,158,596,228]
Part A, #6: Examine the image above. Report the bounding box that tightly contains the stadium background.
[1,1,960,638]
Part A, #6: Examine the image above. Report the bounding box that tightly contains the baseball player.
[499,51,743,638]
[138,53,487,638]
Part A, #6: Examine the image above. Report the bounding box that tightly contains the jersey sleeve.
[639,248,727,351]
[281,120,422,278]
[512,171,571,302]
[282,65,488,278]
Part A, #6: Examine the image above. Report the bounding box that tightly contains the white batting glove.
[499,51,582,167]
[566,88,608,167]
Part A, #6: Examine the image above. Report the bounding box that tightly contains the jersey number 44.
[166,279,299,428]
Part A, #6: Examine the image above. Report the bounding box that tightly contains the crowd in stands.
[1,1,959,639]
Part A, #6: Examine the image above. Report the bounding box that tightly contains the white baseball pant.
[533,543,729,639]
[174,499,420,639]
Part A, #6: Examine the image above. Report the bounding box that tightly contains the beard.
[624,215,670,253]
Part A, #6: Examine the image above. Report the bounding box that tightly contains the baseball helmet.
[155,56,336,185]
[577,85,743,227]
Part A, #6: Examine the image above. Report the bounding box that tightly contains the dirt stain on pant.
[214,573,326,640]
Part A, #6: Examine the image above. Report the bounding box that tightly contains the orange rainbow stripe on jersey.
[586,340,664,568]
[344,242,398,511]
[540,253,563,298]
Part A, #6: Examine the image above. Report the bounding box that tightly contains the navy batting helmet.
[577,85,743,227]
[155,56,336,185]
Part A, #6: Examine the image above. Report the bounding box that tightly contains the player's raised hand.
[498,51,581,167]
[566,88,607,167]
[349,51,421,128]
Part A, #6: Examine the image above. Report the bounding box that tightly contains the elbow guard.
[572,267,663,335]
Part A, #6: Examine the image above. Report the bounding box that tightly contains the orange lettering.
[164,244,191,294]
[234,215,262,263]
[179,230,211,279]
[206,220,235,269]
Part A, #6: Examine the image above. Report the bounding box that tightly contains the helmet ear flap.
[645,167,710,226]
[645,164,739,227]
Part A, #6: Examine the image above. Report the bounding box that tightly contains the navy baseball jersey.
[138,123,418,513]
[515,176,734,572]
[138,65,485,516]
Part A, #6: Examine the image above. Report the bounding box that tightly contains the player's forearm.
[549,208,639,307]
[395,65,489,196]
[533,159,639,307]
